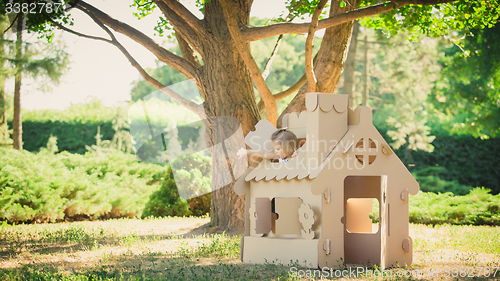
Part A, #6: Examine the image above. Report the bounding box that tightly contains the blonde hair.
[271,128,298,154]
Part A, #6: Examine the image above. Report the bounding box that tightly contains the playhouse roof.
[242,106,411,183]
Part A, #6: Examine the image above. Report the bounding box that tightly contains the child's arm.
[237,148,277,162]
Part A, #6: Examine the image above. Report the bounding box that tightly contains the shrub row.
[1,146,498,225]
[16,120,201,155]
[20,120,115,154]
[0,148,211,223]
[411,166,474,195]
[395,134,500,194]
[409,187,500,225]
[371,187,500,226]
[0,148,161,223]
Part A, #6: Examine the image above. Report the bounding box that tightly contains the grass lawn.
[0,217,499,280]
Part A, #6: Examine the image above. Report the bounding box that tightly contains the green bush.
[19,118,201,155]
[396,134,500,195]
[0,148,163,223]
[15,100,202,155]
[412,166,473,195]
[142,153,211,218]
[370,187,500,225]
[409,187,500,225]
[11,100,117,154]
[20,120,115,154]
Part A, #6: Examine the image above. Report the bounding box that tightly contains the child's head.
[271,128,298,159]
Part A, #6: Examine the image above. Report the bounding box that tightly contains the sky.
[9,0,290,111]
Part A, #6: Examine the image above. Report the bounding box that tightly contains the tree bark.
[344,20,360,107]
[198,0,260,232]
[219,0,277,125]
[13,15,22,150]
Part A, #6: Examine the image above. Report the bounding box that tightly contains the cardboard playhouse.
[235,93,419,269]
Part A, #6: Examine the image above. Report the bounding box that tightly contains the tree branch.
[274,74,307,101]
[158,0,205,34]
[60,6,204,117]
[261,1,304,80]
[76,1,198,80]
[391,0,457,5]
[2,13,19,35]
[257,73,307,113]
[46,17,112,43]
[305,0,328,93]
[286,0,306,20]
[242,2,408,42]
[262,35,282,80]
[278,0,361,126]
[257,51,319,114]
[219,0,277,125]
[153,0,205,54]
[135,1,154,8]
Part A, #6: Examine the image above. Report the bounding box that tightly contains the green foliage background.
[432,24,500,138]
[0,148,161,223]
[404,134,500,194]
[7,100,116,154]
[142,153,211,218]
[409,187,500,226]
[370,187,500,226]
[0,148,211,224]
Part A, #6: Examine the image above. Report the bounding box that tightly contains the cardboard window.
[345,198,379,234]
[254,198,272,234]
[355,138,378,165]
[345,198,373,233]
[274,197,303,235]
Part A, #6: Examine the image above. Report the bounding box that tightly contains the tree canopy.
[2,0,498,124]
[432,24,500,138]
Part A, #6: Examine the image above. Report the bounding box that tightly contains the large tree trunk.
[343,20,360,107]
[278,1,361,124]
[13,15,22,150]
[199,0,260,232]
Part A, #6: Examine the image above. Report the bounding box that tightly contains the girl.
[237,128,298,163]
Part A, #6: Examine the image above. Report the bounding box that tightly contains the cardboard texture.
[235,93,419,269]
[274,197,303,235]
[244,120,277,152]
[253,198,272,235]
[345,198,373,233]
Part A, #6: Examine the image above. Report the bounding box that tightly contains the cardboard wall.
[306,93,348,163]
[249,178,321,239]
